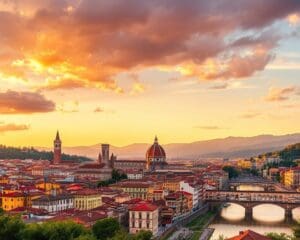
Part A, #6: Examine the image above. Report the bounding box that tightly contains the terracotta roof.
[227,230,271,240]
[73,189,100,196]
[79,163,105,169]
[130,201,158,212]
[3,192,24,197]
[146,137,166,159]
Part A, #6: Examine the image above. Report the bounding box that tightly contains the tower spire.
[154,135,158,143]
[55,130,60,141]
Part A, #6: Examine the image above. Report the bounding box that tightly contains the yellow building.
[1,192,25,211]
[0,175,9,184]
[282,168,300,188]
[163,178,182,192]
[74,189,102,210]
[111,182,151,200]
[237,159,252,169]
[35,182,61,195]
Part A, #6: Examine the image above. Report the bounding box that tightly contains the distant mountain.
[37,133,300,160]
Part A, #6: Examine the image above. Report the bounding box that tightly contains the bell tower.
[53,131,62,165]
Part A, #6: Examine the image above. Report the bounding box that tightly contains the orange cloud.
[0,123,30,133]
[0,0,299,90]
[265,86,298,102]
[0,90,55,114]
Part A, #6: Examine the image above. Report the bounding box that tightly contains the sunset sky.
[0,0,300,147]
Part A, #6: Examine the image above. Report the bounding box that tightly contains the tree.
[75,235,97,240]
[110,230,132,240]
[133,230,152,240]
[0,214,25,240]
[112,169,127,182]
[266,232,294,240]
[293,221,300,239]
[22,220,90,240]
[222,166,239,179]
[92,218,120,240]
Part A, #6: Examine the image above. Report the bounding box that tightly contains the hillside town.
[0,132,300,240]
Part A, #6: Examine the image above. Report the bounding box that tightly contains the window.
[147,213,150,219]
[139,212,142,219]
[146,223,150,229]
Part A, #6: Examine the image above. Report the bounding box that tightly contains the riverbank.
[186,210,217,240]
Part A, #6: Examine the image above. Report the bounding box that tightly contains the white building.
[126,170,144,180]
[32,194,74,213]
[180,181,200,210]
[129,202,159,236]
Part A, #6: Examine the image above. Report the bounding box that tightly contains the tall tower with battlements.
[101,144,110,167]
[53,131,62,165]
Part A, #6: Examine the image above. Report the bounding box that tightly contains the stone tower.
[101,144,110,167]
[53,131,62,165]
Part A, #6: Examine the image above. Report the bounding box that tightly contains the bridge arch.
[220,202,246,221]
[252,204,285,222]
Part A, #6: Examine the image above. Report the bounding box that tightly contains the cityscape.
[0,1,300,240]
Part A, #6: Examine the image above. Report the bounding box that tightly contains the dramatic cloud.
[0,123,30,133]
[0,0,299,91]
[0,90,55,114]
[265,86,299,102]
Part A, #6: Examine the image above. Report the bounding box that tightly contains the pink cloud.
[0,90,55,114]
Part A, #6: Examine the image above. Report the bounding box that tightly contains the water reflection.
[209,184,300,240]
[237,184,264,191]
[253,204,284,222]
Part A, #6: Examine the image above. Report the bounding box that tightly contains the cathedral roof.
[146,136,166,159]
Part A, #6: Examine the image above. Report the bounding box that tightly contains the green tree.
[133,230,152,240]
[92,218,120,240]
[266,232,294,240]
[222,166,239,179]
[22,220,89,240]
[0,214,25,240]
[75,235,97,240]
[111,230,132,240]
[292,221,300,239]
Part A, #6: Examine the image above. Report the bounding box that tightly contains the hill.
[0,145,92,162]
[37,133,300,160]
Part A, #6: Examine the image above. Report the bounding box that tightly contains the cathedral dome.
[146,136,167,171]
[146,136,166,159]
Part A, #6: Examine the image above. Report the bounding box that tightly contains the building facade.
[74,189,102,211]
[32,194,74,213]
[129,202,159,235]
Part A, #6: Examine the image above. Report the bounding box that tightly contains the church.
[111,136,168,172]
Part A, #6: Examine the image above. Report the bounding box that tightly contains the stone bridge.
[229,177,276,191]
[205,190,300,221]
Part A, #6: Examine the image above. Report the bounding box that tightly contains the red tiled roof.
[3,192,24,197]
[227,230,271,240]
[73,189,100,196]
[130,201,158,212]
[146,138,166,158]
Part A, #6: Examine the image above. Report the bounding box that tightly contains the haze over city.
[0,0,299,147]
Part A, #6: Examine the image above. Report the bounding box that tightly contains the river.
[209,184,300,240]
